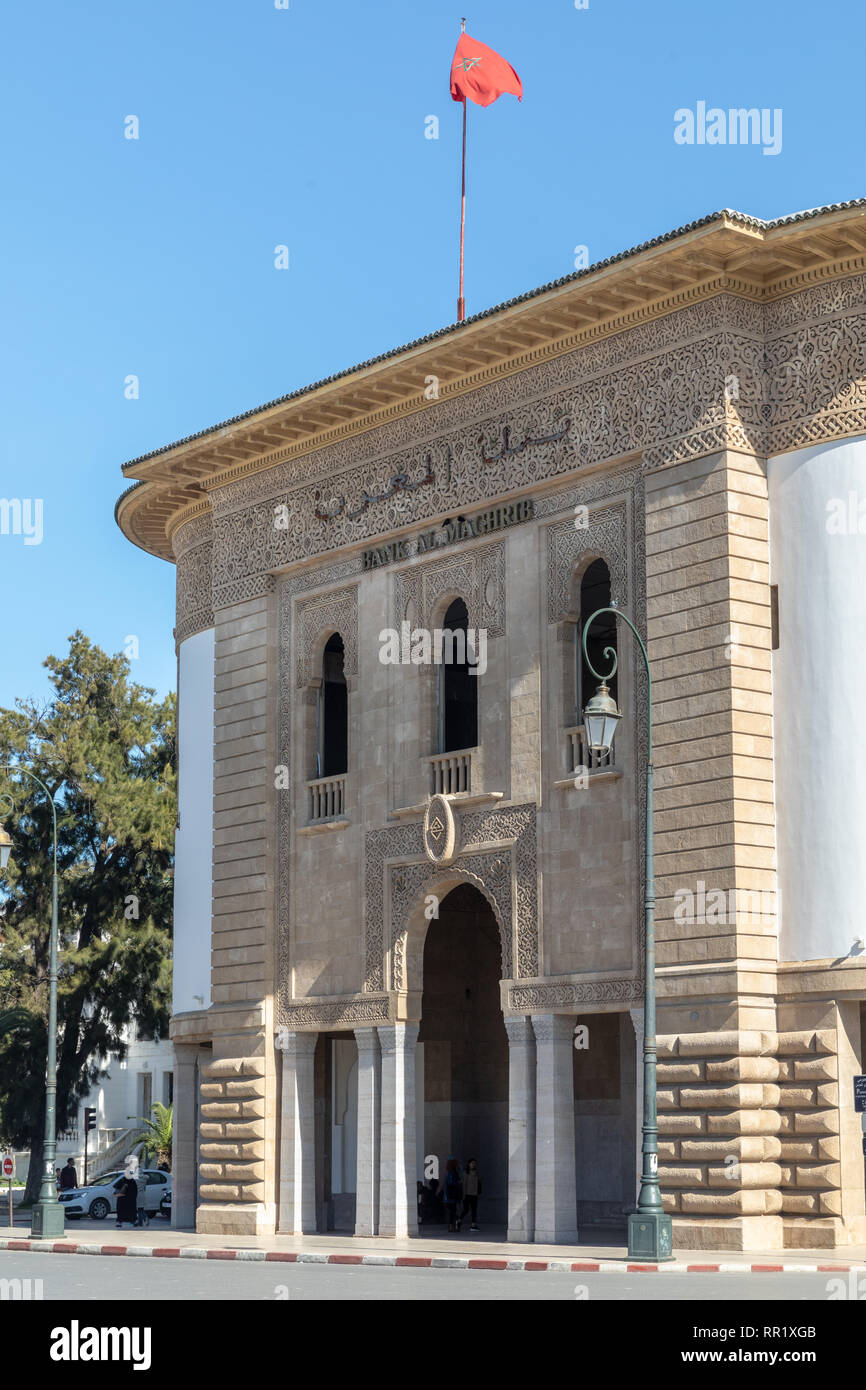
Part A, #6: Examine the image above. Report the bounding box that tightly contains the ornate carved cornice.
[115,202,866,562]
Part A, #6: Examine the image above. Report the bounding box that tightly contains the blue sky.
[1,0,864,709]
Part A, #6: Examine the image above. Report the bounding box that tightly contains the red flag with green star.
[450,32,522,107]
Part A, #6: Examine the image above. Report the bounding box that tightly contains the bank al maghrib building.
[116,200,866,1251]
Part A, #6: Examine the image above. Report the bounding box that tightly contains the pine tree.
[0,632,176,1201]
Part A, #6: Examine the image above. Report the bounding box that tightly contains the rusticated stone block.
[776,1031,816,1055]
[203,1057,265,1080]
[657,1088,679,1110]
[793,1057,838,1083]
[681,1137,780,1162]
[223,1121,261,1139]
[236,1179,266,1202]
[661,1192,680,1213]
[223,1162,266,1182]
[819,1192,843,1216]
[199,1163,227,1180]
[794,1163,840,1190]
[200,1143,242,1160]
[658,1141,679,1161]
[225,1078,267,1098]
[680,1084,775,1110]
[656,1062,703,1083]
[199,1183,241,1201]
[200,1082,225,1098]
[777,1087,817,1109]
[676,1031,765,1057]
[706,1058,780,1083]
[813,1031,836,1055]
[706,1110,781,1135]
[778,1140,817,1162]
[707,1162,782,1189]
[200,1101,242,1119]
[794,1109,838,1136]
[816,1083,839,1107]
[658,1165,707,1187]
[239,1100,266,1119]
[200,1123,225,1140]
[681,1189,782,1216]
[780,1193,820,1214]
[817,1136,840,1162]
[657,1113,705,1135]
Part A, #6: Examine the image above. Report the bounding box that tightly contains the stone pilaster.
[629,1007,645,1208]
[532,1013,578,1244]
[505,1016,536,1241]
[172,1043,204,1228]
[276,1030,317,1234]
[354,1028,381,1236]
[378,1023,419,1238]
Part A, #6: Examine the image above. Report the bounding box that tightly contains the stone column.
[354,1028,381,1236]
[378,1023,419,1238]
[629,1007,645,1208]
[505,1016,536,1241]
[172,1043,202,1228]
[532,1014,578,1244]
[276,1029,317,1234]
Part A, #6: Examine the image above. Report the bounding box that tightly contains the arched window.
[317,633,347,777]
[577,560,617,722]
[438,598,478,753]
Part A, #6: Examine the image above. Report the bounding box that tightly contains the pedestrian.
[54,1167,62,1191]
[114,1172,138,1228]
[438,1157,463,1233]
[59,1158,77,1191]
[462,1157,482,1231]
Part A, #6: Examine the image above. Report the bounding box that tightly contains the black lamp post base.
[30,1201,66,1240]
[627,1209,674,1262]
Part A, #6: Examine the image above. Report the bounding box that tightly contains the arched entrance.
[417,883,508,1228]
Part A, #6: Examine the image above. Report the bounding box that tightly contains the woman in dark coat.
[114,1174,138,1228]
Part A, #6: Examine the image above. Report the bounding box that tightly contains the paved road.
[0,1251,853,1301]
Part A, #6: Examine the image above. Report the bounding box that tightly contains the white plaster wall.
[768,436,866,962]
[172,628,215,1014]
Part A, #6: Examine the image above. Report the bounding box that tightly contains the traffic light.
[84,1107,97,1133]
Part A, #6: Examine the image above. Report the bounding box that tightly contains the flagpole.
[457,17,467,323]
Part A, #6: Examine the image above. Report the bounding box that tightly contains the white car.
[58,1168,172,1220]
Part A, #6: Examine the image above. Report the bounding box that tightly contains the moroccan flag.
[450,32,523,107]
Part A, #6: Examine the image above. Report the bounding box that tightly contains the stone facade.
[119,202,866,1247]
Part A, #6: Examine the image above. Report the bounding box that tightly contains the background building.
[117,198,866,1249]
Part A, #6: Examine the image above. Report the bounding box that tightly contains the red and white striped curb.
[0,1239,862,1274]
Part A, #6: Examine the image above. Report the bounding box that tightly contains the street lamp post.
[0,766,66,1239]
[582,607,673,1262]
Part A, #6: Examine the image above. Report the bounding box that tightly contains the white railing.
[565,725,615,774]
[307,774,347,822]
[427,749,473,796]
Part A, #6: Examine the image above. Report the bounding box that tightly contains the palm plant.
[132,1101,172,1168]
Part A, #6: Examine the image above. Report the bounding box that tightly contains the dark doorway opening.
[418,883,507,1228]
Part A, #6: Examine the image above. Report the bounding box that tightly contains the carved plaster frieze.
[509,978,645,1009]
[175,537,214,646]
[363,803,537,994]
[394,539,506,636]
[198,276,866,595]
[295,584,359,687]
[279,993,392,1031]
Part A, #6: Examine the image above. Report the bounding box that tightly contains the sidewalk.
[2,1221,865,1275]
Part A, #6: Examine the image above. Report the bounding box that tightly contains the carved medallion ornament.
[363,802,537,993]
[423,794,459,865]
